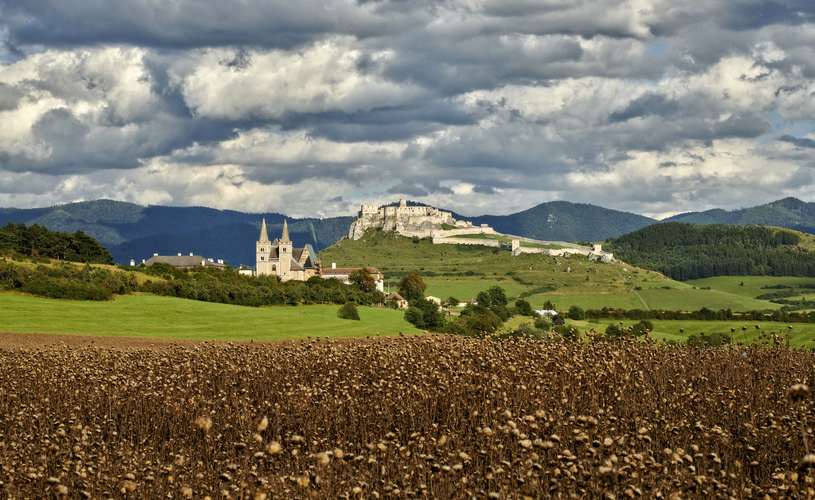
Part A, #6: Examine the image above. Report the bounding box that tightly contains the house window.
[260,256,264,261]
[272,265,276,271]
[260,248,264,252]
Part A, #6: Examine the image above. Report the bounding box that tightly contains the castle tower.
[256,219,272,276]
[279,220,292,281]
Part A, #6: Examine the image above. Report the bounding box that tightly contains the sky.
[1,0,815,220]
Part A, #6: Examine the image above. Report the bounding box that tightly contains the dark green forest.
[606,223,813,280]
[0,222,114,264]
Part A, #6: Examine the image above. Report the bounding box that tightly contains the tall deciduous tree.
[348,267,375,293]
[398,271,426,302]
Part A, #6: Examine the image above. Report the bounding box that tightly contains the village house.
[386,292,409,310]
[322,264,385,292]
[256,219,320,282]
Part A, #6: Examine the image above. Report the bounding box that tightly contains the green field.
[526,294,644,310]
[564,318,814,347]
[636,288,773,311]
[422,279,529,303]
[684,276,815,299]
[0,294,413,340]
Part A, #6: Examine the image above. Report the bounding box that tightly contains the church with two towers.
[255,219,320,281]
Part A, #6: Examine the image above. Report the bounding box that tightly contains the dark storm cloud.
[717,1,815,31]
[609,93,680,123]
[304,102,480,143]
[386,182,429,197]
[472,185,497,195]
[779,135,815,149]
[0,82,25,111]
[0,0,386,51]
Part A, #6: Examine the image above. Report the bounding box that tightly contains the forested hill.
[0,200,354,267]
[0,222,113,264]
[606,223,813,281]
[665,197,815,233]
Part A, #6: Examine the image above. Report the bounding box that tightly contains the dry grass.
[1,337,814,499]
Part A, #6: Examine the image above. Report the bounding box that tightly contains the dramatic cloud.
[1,0,815,218]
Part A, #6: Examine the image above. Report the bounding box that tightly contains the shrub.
[337,302,361,321]
[404,306,425,328]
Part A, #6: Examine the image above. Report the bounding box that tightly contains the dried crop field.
[1,336,814,499]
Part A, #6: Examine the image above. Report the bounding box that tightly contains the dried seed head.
[195,416,213,432]
[787,384,811,402]
[799,454,815,470]
[266,441,282,455]
[256,416,268,432]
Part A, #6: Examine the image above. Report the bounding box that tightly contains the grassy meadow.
[684,275,815,298]
[0,294,412,340]
[565,317,815,347]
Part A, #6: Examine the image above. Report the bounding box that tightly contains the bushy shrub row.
[140,269,385,307]
[0,259,139,301]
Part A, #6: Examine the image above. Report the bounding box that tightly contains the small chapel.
[255,219,320,281]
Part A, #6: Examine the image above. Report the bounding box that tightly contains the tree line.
[0,222,114,264]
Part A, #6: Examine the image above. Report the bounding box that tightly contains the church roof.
[281,219,291,243]
[258,218,270,244]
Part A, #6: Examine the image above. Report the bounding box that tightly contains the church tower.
[256,219,272,276]
[279,219,293,281]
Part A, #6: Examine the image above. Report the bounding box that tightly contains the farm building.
[144,253,226,269]
[322,265,385,292]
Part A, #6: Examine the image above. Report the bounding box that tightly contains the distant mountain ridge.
[665,197,815,233]
[0,200,354,267]
[5,197,815,266]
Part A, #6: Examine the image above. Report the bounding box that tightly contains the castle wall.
[429,227,496,237]
[431,237,501,247]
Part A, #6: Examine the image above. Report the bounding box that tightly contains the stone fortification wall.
[431,233,614,262]
[506,240,614,262]
[431,237,501,247]
[431,227,495,237]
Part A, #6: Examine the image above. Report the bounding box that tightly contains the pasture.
[422,279,529,303]
[0,294,412,340]
[684,275,815,299]
[571,317,815,347]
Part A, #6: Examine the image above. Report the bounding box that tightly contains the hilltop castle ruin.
[348,199,483,240]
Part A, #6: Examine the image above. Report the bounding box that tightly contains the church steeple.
[281,219,291,243]
[258,218,270,244]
